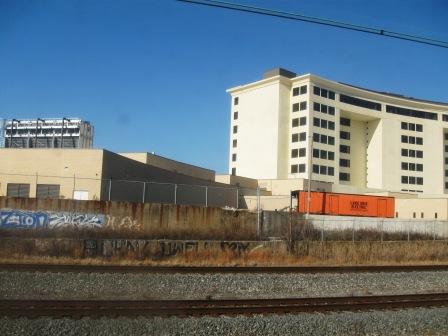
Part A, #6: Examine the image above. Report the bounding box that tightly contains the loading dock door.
[378,199,387,217]
[329,195,339,215]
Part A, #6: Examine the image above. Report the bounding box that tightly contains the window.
[291,164,298,173]
[233,112,238,120]
[300,85,307,94]
[444,115,448,122]
[319,119,327,129]
[313,102,320,112]
[299,132,306,141]
[314,86,335,100]
[321,134,327,144]
[416,137,423,145]
[232,139,237,148]
[416,124,423,132]
[232,153,237,162]
[313,86,320,95]
[409,149,416,157]
[328,151,335,160]
[416,151,423,158]
[417,177,423,185]
[340,94,381,111]
[328,106,335,115]
[339,172,350,181]
[329,91,335,100]
[292,103,300,112]
[340,117,351,126]
[231,168,236,175]
[446,182,448,189]
[401,149,408,157]
[328,167,334,176]
[321,88,328,98]
[320,166,327,175]
[401,135,408,143]
[299,164,306,173]
[409,123,416,131]
[328,121,335,130]
[292,87,300,96]
[340,131,350,140]
[312,164,319,174]
[401,162,408,170]
[299,116,307,126]
[233,97,239,105]
[386,105,437,120]
[340,158,350,167]
[300,101,307,110]
[435,213,438,219]
[291,149,298,158]
[409,176,416,184]
[321,104,327,114]
[320,150,327,160]
[313,148,319,158]
[292,133,298,142]
[409,163,416,171]
[233,125,238,134]
[328,136,335,145]
[36,184,60,199]
[445,133,448,141]
[313,133,319,142]
[340,145,350,154]
[401,176,408,184]
[409,136,415,144]
[413,212,416,218]
[401,122,408,130]
[313,118,320,127]
[421,212,424,219]
[445,157,448,165]
[7,183,30,198]
[292,118,299,127]
[299,148,306,157]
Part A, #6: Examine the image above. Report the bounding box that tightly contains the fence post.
[433,220,436,241]
[256,186,260,239]
[352,219,355,243]
[205,186,208,207]
[35,172,38,198]
[174,184,177,205]
[73,174,76,199]
[321,218,324,242]
[108,179,112,201]
[142,182,146,203]
[380,219,384,243]
[407,221,410,241]
[236,187,239,209]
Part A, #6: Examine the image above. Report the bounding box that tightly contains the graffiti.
[159,241,199,256]
[105,215,140,230]
[48,213,104,229]
[0,209,104,229]
[0,210,49,229]
[220,241,250,253]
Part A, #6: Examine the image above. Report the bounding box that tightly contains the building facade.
[2,118,94,148]
[227,68,448,195]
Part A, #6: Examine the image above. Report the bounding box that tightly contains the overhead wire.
[177,0,448,49]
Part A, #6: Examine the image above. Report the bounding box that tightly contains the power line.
[177,0,448,49]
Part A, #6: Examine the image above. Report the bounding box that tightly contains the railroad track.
[2,293,448,318]
[1,263,448,273]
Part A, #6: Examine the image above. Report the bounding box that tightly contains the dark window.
[234,97,239,105]
[312,164,319,174]
[299,132,306,141]
[299,116,307,126]
[313,133,319,142]
[339,172,350,181]
[313,118,320,127]
[417,177,423,185]
[232,139,237,148]
[313,148,319,158]
[416,151,423,158]
[300,85,307,94]
[313,86,320,96]
[409,123,416,131]
[320,166,327,175]
[328,166,335,176]
[299,164,306,173]
[292,134,298,142]
[328,136,335,145]
[416,124,423,132]
[409,163,416,171]
[386,105,437,120]
[231,168,236,175]
[340,145,350,154]
[340,131,350,140]
[444,115,448,122]
[7,183,30,198]
[340,94,381,111]
[409,149,416,157]
[328,121,335,130]
[401,176,408,184]
[421,212,424,219]
[313,102,320,112]
[401,162,408,170]
[445,145,448,152]
[291,164,298,174]
[232,153,237,162]
[36,184,60,199]
[416,137,423,145]
[320,150,327,160]
[445,182,448,189]
[292,118,299,127]
[321,119,328,129]
[445,169,448,177]
[321,104,328,114]
[291,149,298,158]
[320,134,327,144]
[329,91,335,100]
[328,151,335,160]
[340,158,350,167]
[409,176,416,184]
[409,136,415,144]
[340,117,351,126]
[328,106,335,115]
[401,149,408,157]
[401,135,408,143]
[292,87,300,96]
[445,157,448,165]
[413,212,416,218]
[401,122,408,130]
[292,103,300,112]
[321,88,328,98]
[299,148,306,157]
[300,101,307,111]
[233,125,238,134]
[445,133,448,141]
[233,112,238,120]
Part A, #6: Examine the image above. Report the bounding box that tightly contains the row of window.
[313,86,335,100]
[313,132,335,145]
[6,183,60,198]
[340,117,351,126]
[232,139,237,148]
[291,164,305,173]
[401,148,423,158]
[339,172,350,181]
[401,135,423,145]
[401,176,424,185]
[292,117,307,127]
[340,144,350,154]
[340,94,382,111]
[340,131,350,140]
[292,101,307,112]
[313,149,335,161]
[313,102,335,115]
[293,85,307,96]
[232,153,237,162]
[292,132,307,142]
[233,111,238,120]
[291,148,306,158]
[234,97,239,105]
[340,158,350,167]
[387,105,437,121]
[312,164,335,176]
[313,117,335,130]
[401,190,423,194]
[401,122,423,132]
[402,162,423,172]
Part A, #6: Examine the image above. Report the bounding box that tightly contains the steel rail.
[1,263,448,274]
[2,293,448,318]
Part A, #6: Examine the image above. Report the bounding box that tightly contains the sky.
[0,0,447,173]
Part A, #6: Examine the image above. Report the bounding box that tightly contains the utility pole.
[306,134,314,219]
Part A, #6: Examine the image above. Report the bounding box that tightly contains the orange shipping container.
[297,191,394,218]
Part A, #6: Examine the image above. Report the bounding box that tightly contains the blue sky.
[0,0,447,173]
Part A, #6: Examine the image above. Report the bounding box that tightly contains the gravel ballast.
[1,307,448,336]
[1,271,448,300]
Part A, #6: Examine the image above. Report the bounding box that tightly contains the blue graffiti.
[0,210,49,229]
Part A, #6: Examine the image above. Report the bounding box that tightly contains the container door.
[329,195,339,215]
[378,199,387,217]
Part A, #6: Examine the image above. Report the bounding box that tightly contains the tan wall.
[215,174,259,189]
[0,148,103,200]
[119,152,215,181]
[243,195,297,211]
[395,198,448,220]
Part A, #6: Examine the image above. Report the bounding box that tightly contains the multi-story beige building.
[227,68,448,196]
